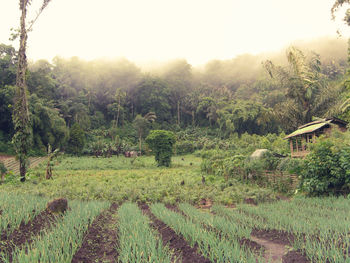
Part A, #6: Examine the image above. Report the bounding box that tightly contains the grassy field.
[0,154,275,205]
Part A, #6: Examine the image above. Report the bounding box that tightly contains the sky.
[0,0,349,66]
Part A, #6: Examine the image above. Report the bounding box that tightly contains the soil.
[251,229,310,263]
[0,155,12,161]
[251,236,287,263]
[139,203,211,263]
[244,198,258,205]
[71,203,119,263]
[0,208,58,262]
[251,229,295,246]
[240,237,265,253]
[282,250,309,263]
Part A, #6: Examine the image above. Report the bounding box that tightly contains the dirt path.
[139,203,211,263]
[251,236,286,263]
[251,229,309,263]
[0,209,58,262]
[71,203,119,263]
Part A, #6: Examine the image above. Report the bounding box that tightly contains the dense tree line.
[0,38,349,154]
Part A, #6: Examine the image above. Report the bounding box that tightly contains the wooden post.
[290,139,293,156]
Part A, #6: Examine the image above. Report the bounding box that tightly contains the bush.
[175,140,194,155]
[300,132,350,196]
[277,157,304,174]
[146,130,176,167]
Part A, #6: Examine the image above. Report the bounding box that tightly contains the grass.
[0,154,275,205]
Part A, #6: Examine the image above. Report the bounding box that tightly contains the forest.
[1,37,350,156]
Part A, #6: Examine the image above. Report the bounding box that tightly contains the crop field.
[0,192,349,262]
[1,155,275,205]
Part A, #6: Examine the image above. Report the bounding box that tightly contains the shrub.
[300,133,350,196]
[175,140,194,155]
[277,157,304,174]
[145,130,176,167]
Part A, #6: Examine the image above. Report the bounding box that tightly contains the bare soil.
[283,250,309,263]
[251,235,287,263]
[251,229,295,246]
[139,203,211,263]
[0,208,58,262]
[251,229,310,263]
[71,203,119,263]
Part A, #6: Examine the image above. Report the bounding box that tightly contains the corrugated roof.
[284,121,330,139]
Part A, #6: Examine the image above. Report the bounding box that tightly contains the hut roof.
[284,117,348,139]
[284,121,330,139]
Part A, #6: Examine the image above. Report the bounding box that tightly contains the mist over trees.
[0,37,349,155]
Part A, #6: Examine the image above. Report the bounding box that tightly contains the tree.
[264,47,338,130]
[300,131,350,196]
[146,130,176,167]
[162,59,192,126]
[0,44,17,87]
[66,123,85,155]
[133,112,156,155]
[12,0,52,182]
[331,1,350,26]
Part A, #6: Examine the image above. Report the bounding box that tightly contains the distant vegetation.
[0,37,349,157]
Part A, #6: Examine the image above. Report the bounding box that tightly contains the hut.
[285,117,348,158]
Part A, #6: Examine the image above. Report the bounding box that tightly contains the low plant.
[117,203,174,262]
[150,203,263,263]
[8,200,109,263]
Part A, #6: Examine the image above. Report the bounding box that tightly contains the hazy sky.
[0,0,349,65]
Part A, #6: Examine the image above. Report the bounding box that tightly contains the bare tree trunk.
[13,0,30,182]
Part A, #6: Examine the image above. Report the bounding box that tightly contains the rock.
[250,149,269,159]
[47,198,68,214]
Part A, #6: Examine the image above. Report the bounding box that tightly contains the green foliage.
[300,132,350,196]
[0,85,15,135]
[175,140,194,155]
[1,155,274,205]
[151,203,262,263]
[117,203,174,263]
[230,197,350,262]
[0,161,7,175]
[146,130,176,167]
[0,131,15,155]
[277,157,304,174]
[29,94,68,152]
[11,199,109,263]
[66,123,85,155]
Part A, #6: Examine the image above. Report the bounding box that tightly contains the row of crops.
[0,192,349,262]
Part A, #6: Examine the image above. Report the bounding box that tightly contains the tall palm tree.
[264,47,338,130]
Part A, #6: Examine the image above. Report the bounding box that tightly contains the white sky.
[0,0,349,66]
